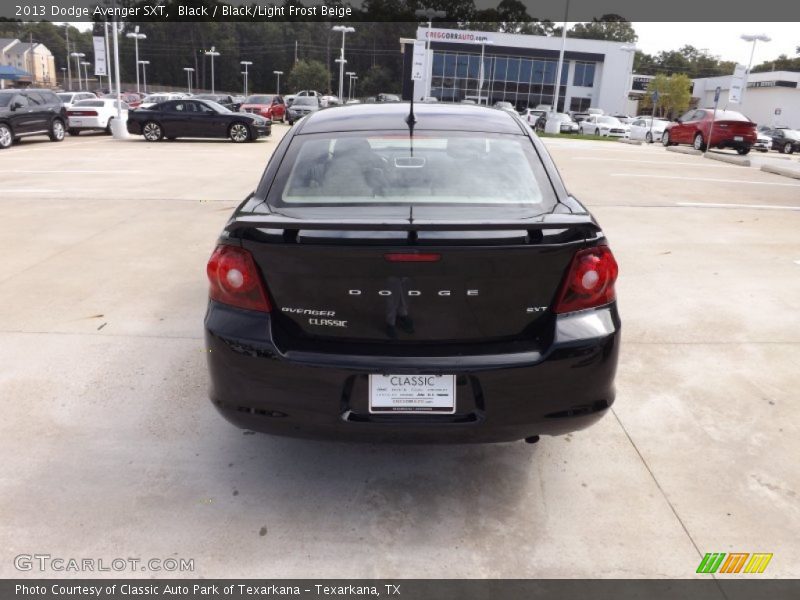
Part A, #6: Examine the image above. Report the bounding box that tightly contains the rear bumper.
[204,302,621,443]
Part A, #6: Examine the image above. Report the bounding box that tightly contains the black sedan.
[204,103,621,444]
[764,127,800,154]
[127,98,270,142]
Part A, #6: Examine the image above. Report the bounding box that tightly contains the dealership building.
[401,27,636,114]
[692,71,800,129]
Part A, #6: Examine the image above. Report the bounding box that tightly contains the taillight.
[384,252,441,262]
[68,110,98,116]
[206,245,271,312]
[554,245,618,314]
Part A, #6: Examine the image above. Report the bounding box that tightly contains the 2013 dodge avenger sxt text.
[204,103,620,443]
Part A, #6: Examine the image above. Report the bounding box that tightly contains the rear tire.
[645,131,653,143]
[736,147,751,156]
[784,142,794,155]
[105,118,114,135]
[0,123,13,149]
[49,118,65,142]
[594,128,600,136]
[142,121,163,142]
[693,133,706,151]
[228,122,251,143]
[662,131,671,146]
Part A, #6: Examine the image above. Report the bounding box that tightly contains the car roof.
[298,103,524,134]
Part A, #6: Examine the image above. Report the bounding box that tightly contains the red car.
[239,94,286,122]
[662,108,757,155]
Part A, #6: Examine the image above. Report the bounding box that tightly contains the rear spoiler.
[224,214,601,235]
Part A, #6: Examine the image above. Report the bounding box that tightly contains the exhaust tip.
[524,435,540,444]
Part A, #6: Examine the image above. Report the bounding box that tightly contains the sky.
[66,21,798,65]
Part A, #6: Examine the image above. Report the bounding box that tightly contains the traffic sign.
[714,86,721,102]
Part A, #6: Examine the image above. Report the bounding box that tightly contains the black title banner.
[1,0,799,22]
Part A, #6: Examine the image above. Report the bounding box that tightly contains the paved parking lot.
[1,128,798,578]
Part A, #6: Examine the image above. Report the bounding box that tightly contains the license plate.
[734,136,743,141]
[369,374,456,414]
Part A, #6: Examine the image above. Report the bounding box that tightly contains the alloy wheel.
[693,134,704,151]
[0,124,12,148]
[785,142,793,154]
[143,122,162,142]
[229,123,249,142]
[51,120,65,141]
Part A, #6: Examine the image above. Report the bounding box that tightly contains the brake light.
[206,245,271,312]
[384,253,441,262]
[554,245,618,314]
[68,110,98,116]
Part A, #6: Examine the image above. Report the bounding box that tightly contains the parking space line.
[575,157,735,168]
[677,202,800,211]
[611,173,800,187]
[0,170,141,174]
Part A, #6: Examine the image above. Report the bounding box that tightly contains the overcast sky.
[67,21,798,65]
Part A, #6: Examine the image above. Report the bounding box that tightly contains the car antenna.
[405,96,416,157]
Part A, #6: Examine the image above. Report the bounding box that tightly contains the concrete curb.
[761,164,800,180]
[704,152,750,167]
[667,146,701,156]
[618,139,642,146]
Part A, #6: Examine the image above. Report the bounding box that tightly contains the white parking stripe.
[611,173,800,187]
[677,202,800,211]
[0,170,140,174]
[576,157,735,168]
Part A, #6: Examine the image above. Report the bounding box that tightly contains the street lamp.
[80,61,91,90]
[64,24,72,91]
[740,34,771,104]
[415,7,446,99]
[331,25,355,101]
[183,67,194,94]
[138,60,149,94]
[346,71,355,101]
[70,52,85,90]
[240,60,253,96]
[205,46,220,94]
[126,25,146,94]
[620,44,637,115]
[273,70,283,95]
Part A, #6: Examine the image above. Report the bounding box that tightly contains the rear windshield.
[710,110,750,121]
[74,100,105,107]
[269,132,555,210]
[246,95,274,104]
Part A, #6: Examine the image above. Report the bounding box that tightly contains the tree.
[640,73,691,118]
[287,59,328,93]
[359,65,397,96]
[568,15,637,43]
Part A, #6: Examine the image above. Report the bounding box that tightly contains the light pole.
[740,34,770,105]
[346,71,355,100]
[273,70,283,95]
[70,52,85,90]
[351,75,358,101]
[477,41,493,104]
[138,60,149,93]
[184,67,194,94]
[64,24,72,91]
[80,61,91,90]
[331,26,355,101]
[205,46,220,94]
[126,26,146,94]
[60,67,66,89]
[415,8,446,99]
[620,45,637,116]
[240,60,252,96]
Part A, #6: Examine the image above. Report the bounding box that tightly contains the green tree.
[359,65,397,97]
[640,73,691,118]
[568,15,637,43]
[287,59,328,93]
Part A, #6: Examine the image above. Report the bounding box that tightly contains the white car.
[320,95,340,107]
[521,108,546,128]
[753,132,772,153]
[629,117,670,143]
[579,115,630,137]
[137,93,186,110]
[57,91,98,109]
[67,98,129,135]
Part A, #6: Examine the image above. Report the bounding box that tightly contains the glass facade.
[429,50,578,111]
